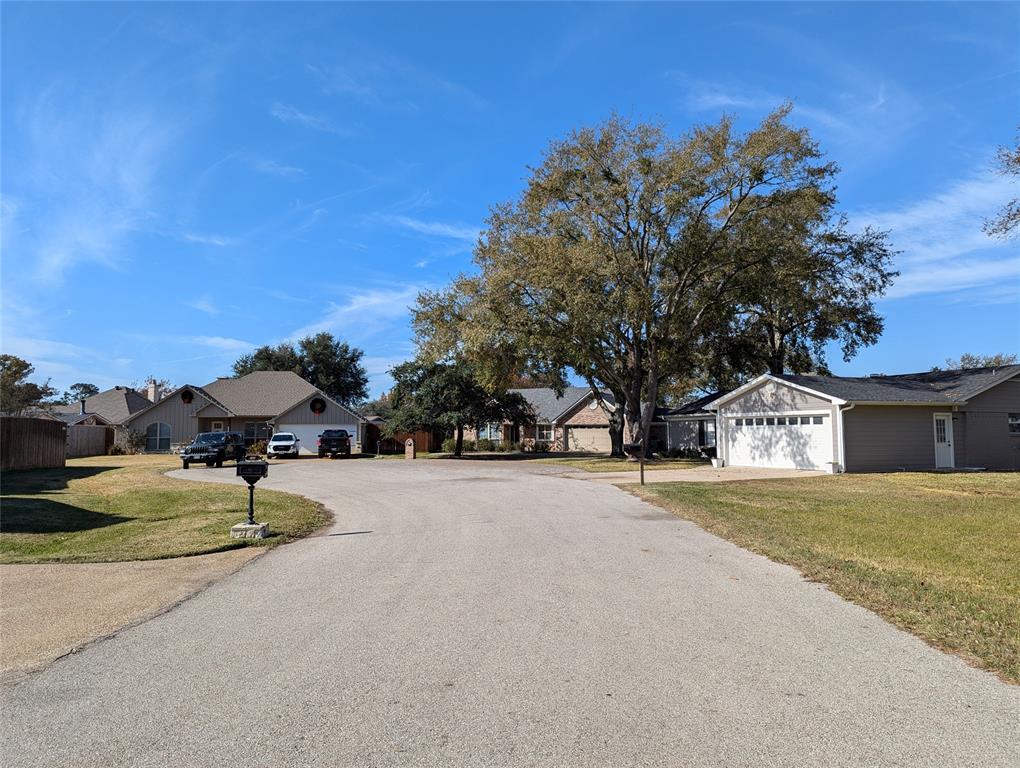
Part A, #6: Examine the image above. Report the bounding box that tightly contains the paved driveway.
[3,459,1017,767]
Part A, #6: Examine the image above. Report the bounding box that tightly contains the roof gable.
[200,372,322,417]
[510,387,598,422]
[56,387,152,424]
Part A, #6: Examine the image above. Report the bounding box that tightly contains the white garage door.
[277,424,359,455]
[726,415,833,470]
[566,426,611,453]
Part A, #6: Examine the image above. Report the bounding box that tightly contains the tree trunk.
[607,407,625,457]
[454,423,464,457]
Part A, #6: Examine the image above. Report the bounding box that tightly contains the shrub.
[462,439,477,452]
[476,438,496,452]
[441,437,457,453]
[250,440,268,456]
[124,430,147,454]
[108,444,126,456]
[534,441,550,453]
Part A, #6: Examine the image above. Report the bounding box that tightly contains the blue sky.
[2,2,1017,398]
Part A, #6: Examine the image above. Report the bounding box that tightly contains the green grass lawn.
[0,455,330,564]
[635,472,1020,683]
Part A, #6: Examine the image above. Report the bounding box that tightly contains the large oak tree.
[415,106,893,453]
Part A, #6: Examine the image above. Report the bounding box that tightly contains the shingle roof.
[52,386,152,424]
[511,387,596,422]
[658,391,727,418]
[200,372,321,416]
[777,364,1020,404]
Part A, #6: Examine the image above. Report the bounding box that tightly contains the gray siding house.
[124,371,365,454]
[708,365,1020,473]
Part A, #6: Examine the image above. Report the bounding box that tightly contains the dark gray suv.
[181,431,246,469]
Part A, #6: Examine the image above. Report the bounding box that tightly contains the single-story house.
[124,371,365,454]
[466,387,676,454]
[657,392,724,455]
[708,364,1020,473]
[51,386,152,428]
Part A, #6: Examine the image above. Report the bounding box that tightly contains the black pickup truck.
[317,429,352,459]
[181,431,246,469]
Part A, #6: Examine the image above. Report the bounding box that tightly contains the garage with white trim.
[725,413,833,470]
[710,376,842,473]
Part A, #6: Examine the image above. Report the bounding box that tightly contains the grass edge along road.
[634,472,1020,684]
[1,455,331,564]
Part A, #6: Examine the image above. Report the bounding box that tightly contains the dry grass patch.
[1,455,330,564]
[534,455,709,473]
[635,472,1020,684]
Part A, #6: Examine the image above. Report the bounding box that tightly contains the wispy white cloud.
[269,101,347,134]
[384,215,480,243]
[183,232,237,247]
[248,157,305,178]
[186,336,254,352]
[308,56,486,111]
[288,285,427,341]
[854,169,1019,300]
[10,82,181,282]
[184,296,218,315]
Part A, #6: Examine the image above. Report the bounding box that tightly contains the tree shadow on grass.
[0,465,121,495]
[0,498,132,533]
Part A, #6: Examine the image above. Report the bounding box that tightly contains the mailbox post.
[231,460,270,538]
[623,442,646,485]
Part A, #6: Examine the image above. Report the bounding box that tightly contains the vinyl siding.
[126,393,209,447]
[274,396,361,426]
[958,376,1020,470]
[668,420,699,449]
[842,405,944,472]
[723,379,832,413]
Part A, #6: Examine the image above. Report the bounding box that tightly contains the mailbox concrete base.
[230,523,269,539]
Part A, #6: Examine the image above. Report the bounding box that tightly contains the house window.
[800,416,811,425]
[1009,414,1020,433]
[812,416,824,424]
[211,421,224,432]
[478,423,503,442]
[734,418,743,426]
[536,423,553,441]
[776,417,787,425]
[145,422,171,451]
[244,422,272,446]
[698,419,716,447]
[754,417,764,426]
[765,417,776,426]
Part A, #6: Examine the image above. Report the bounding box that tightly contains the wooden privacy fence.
[0,417,67,471]
[67,424,113,458]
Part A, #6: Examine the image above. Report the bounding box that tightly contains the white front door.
[933,413,955,468]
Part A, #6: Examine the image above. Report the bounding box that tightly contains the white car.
[267,432,300,458]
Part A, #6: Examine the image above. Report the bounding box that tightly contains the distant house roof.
[776,364,1020,404]
[510,387,601,423]
[708,365,1020,409]
[657,391,727,419]
[199,372,322,416]
[126,371,365,424]
[51,386,151,425]
[52,411,112,426]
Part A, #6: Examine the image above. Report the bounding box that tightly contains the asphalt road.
[3,459,1018,767]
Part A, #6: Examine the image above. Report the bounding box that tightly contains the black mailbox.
[237,460,268,484]
[236,461,268,525]
[622,442,643,458]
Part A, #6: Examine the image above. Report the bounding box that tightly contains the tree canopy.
[414,106,893,453]
[60,382,100,405]
[1,355,57,414]
[984,128,1019,238]
[941,352,1018,370]
[387,358,530,456]
[232,332,369,406]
